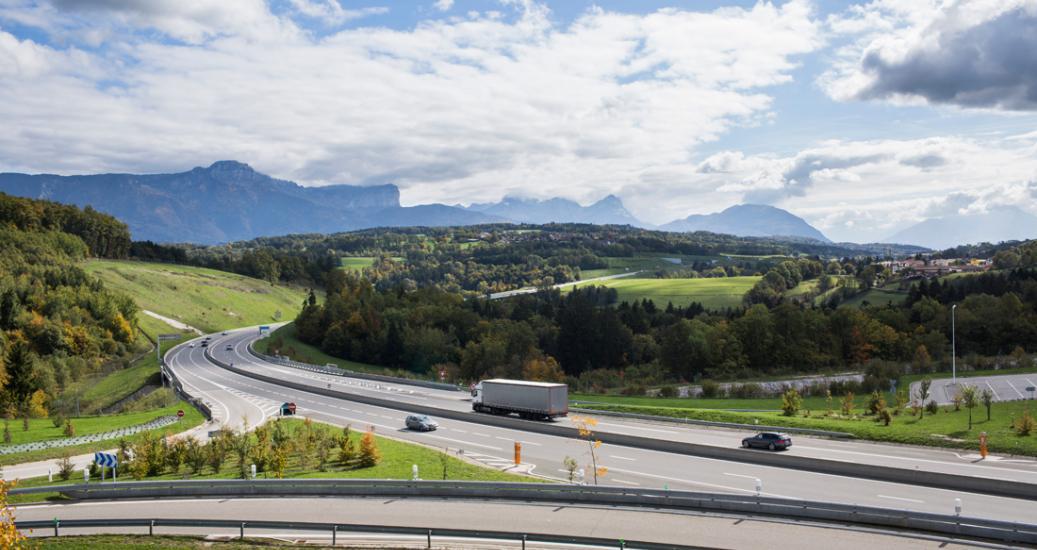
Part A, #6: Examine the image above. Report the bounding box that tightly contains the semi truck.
[471,379,568,420]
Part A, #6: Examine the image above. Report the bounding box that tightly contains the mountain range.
[883,206,1037,250]
[659,204,831,243]
[0,161,843,244]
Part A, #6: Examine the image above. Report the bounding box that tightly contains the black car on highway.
[742,432,792,451]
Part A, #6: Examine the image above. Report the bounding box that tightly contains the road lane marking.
[877,495,924,504]
[472,432,491,438]
[723,473,759,480]
[1006,379,1026,399]
[604,466,786,497]
[612,479,640,486]
[609,455,636,461]
[422,434,502,451]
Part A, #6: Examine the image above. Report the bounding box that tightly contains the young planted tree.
[0,479,26,548]
[233,431,254,479]
[572,415,607,485]
[980,388,994,422]
[840,392,855,416]
[358,427,381,468]
[338,425,355,465]
[165,439,188,474]
[439,448,450,480]
[824,390,833,417]
[781,388,801,417]
[185,439,207,476]
[960,385,978,430]
[57,453,74,481]
[562,456,579,483]
[207,433,230,474]
[916,378,932,418]
[866,391,886,416]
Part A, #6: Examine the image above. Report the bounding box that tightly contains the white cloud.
[822,0,1037,110]
[0,0,822,214]
[690,135,1037,242]
[434,0,453,12]
[288,1,388,26]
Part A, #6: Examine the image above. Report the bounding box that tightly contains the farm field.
[840,286,909,308]
[339,256,405,271]
[85,260,309,333]
[568,275,760,309]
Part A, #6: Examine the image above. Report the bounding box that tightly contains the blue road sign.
[94,452,118,468]
[259,326,270,333]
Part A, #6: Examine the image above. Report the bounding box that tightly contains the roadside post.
[47,468,52,483]
[754,478,762,497]
[412,464,419,481]
[514,442,522,465]
[1027,386,1036,400]
[979,432,988,458]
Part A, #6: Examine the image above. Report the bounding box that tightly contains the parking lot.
[914,373,1037,404]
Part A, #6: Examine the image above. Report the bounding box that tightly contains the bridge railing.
[12,479,1037,545]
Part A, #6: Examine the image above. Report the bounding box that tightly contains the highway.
[14,496,984,549]
[211,329,1037,485]
[162,328,1037,523]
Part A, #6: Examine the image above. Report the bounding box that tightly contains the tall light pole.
[951,304,957,384]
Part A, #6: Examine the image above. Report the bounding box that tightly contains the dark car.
[742,432,792,451]
[405,414,438,432]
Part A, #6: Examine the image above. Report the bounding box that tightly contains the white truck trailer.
[471,379,568,420]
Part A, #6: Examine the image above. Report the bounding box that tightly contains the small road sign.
[94,452,117,468]
[176,409,185,418]
[157,333,182,341]
[259,326,270,333]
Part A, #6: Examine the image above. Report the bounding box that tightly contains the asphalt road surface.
[160,328,1037,524]
[14,497,988,550]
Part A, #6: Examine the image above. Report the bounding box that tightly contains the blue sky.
[1,0,1036,242]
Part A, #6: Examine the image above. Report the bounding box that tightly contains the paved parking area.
[912,373,1037,404]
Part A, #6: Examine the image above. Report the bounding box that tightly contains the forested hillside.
[292,238,1037,392]
[0,192,137,419]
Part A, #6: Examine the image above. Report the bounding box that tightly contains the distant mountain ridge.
[0,161,501,243]
[883,206,1037,250]
[465,195,644,226]
[660,204,831,242]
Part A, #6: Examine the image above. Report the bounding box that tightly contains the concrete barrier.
[12,479,1037,545]
[204,348,1037,502]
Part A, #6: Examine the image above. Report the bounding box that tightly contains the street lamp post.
[951,304,957,384]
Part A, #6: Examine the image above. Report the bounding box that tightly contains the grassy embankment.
[83,260,309,333]
[568,275,760,309]
[9,418,542,503]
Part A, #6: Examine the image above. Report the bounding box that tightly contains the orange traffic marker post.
[514,441,522,465]
[979,432,988,458]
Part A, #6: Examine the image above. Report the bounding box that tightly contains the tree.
[563,456,579,483]
[866,391,886,416]
[781,388,801,417]
[57,452,74,480]
[207,432,230,474]
[916,378,932,418]
[0,478,26,549]
[961,385,977,430]
[4,341,37,410]
[185,439,207,475]
[358,427,381,467]
[840,392,855,416]
[981,387,994,421]
[572,415,606,485]
[912,344,932,373]
[338,425,355,465]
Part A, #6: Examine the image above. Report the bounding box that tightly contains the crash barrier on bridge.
[160,364,212,421]
[204,348,1037,502]
[569,406,856,439]
[0,416,179,456]
[247,342,462,392]
[11,479,1037,545]
[16,516,685,550]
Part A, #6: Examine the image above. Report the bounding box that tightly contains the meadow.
[568,275,761,309]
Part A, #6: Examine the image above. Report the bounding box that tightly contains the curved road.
[158,327,1037,524]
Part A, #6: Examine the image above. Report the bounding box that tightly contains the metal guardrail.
[204,347,1037,502]
[16,517,687,549]
[12,479,1037,545]
[247,342,462,392]
[569,406,856,438]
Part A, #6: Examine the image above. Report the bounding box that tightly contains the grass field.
[9,418,539,503]
[85,260,309,333]
[568,275,760,309]
[582,399,1037,456]
[841,286,909,308]
[33,536,308,549]
[256,323,406,377]
[0,403,205,466]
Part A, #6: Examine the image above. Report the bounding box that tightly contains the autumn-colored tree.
[27,390,47,418]
[840,392,855,416]
[572,415,607,484]
[0,479,26,549]
[521,356,566,383]
[358,428,381,467]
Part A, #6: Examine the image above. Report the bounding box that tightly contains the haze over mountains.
[883,206,1037,250]
[5,160,1025,249]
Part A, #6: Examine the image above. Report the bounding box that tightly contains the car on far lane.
[742,432,792,451]
[405,414,438,432]
[222,331,228,335]
[225,345,233,351]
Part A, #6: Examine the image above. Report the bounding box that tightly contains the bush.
[866,391,886,416]
[878,409,892,426]
[620,384,646,397]
[51,414,66,429]
[63,419,75,438]
[925,400,939,416]
[358,428,381,467]
[781,388,801,417]
[700,380,721,398]
[57,453,74,481]
[1016,409,1036,436]
[730,383,765,399]
[657,385,678,398]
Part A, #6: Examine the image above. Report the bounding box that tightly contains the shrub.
[620,384,646,396]
[1016,409,1036,436]
[951,392,963,412]
[63,419,75,438]
[338,425,355,464]
[840,392,855,416]
[57,453,74,481]
[51,414,66,429]
[925,400,939,416]
[657,385,678,398]
[781,388,801,417]
[866,391,886,416]
[731,383,764,399]
[700,380,721,398]
[878,409,892,426]
[358,428,381,467]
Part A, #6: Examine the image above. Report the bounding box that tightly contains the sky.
[1,0,1036,242]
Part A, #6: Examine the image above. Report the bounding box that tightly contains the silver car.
[405,414,438,431]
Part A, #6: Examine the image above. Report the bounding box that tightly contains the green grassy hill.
[84,260,309,333]
[568,275,760,309]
